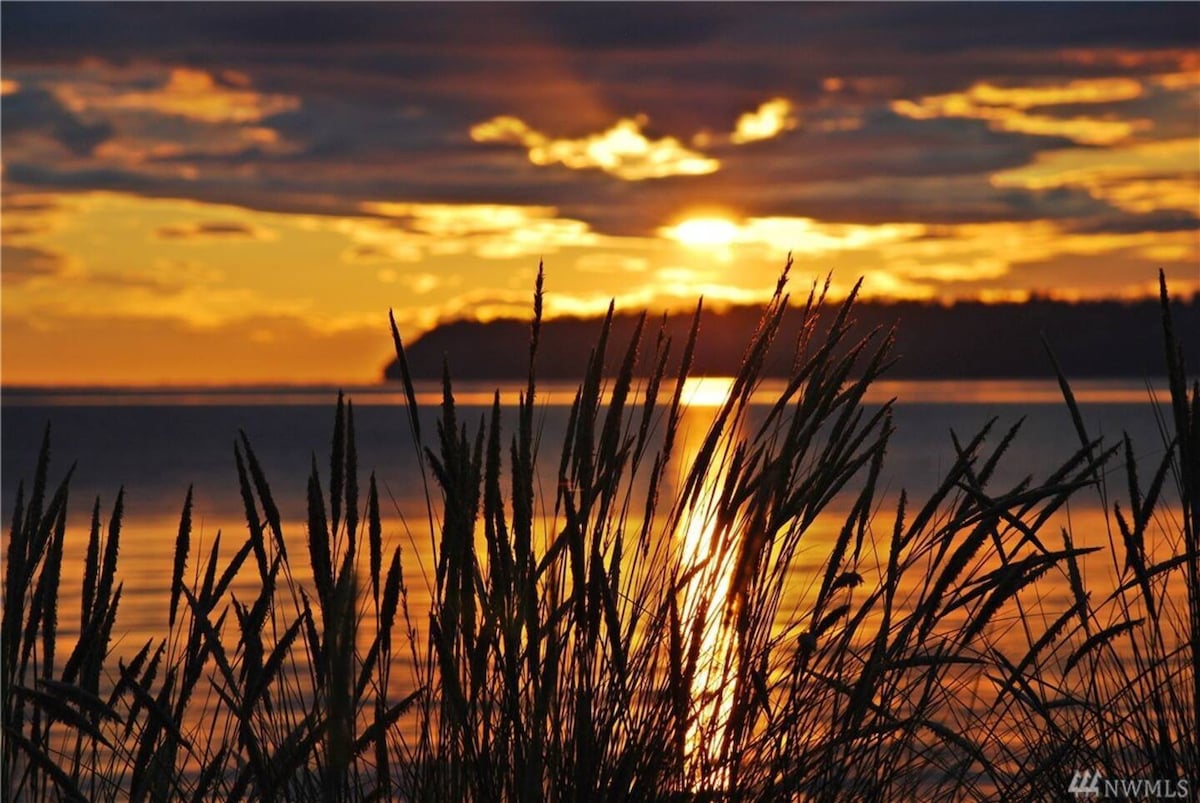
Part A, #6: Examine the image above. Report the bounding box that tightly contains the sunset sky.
[2,3,1198,385]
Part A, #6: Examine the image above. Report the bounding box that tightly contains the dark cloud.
[525,4,740,51]
[4,142,616,221]
[1065,209,1200,235]
[1,244,68,283]
[5,3,1194,61]
[2,195,61,214]
[155,221,263,240]
[807,3,1197,52]
[2,221,52,238]
[2,86,113,155]
[712,108,1079,181]
[542,176,1124,236]
[2,3,1194,242]
[0,121,1139,239]
[3,161,367,218]
[6,162,183,194]
[260,99,478,162]
[737,182,1117,227]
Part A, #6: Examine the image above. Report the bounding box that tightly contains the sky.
[2,2,1198,386]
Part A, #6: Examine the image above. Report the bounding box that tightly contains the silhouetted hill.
[384,297,1199,381]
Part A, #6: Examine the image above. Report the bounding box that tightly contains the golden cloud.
[994,138,1198,186]
[994,137,1200,213]
[730,98,798,144]
[641,269,791,308]
[12,275,306,330]
[1098,178,1200,215]
[574,253,650,274]
[472,98,801,178]
[894,257,1011,283]
[475,218,596,259]
[893,78,1150,146]
[966,78,1143,108]
[857,270,939,300]
[471,114,719,180]
[55,67,299,124]
[738,218,924,254]
[352,202,598,260]
[879,220,1198,292]
[660,215,923,255]
[1154,71,1200,91]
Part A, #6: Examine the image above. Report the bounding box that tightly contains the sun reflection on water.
[681,376,736,407]
[674,377,740,786]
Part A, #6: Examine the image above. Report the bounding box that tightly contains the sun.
[665,216,741,248]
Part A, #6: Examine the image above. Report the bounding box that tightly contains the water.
[1,379,1175,645]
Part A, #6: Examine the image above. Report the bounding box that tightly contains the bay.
[1,378,1174,649]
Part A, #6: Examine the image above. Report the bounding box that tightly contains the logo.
[1068,770,1102,798]
[1068,769,1190,800]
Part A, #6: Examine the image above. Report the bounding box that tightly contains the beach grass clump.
[982,272,1200,799]
[2,262,1196,801]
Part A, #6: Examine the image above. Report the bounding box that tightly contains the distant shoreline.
[387,296,1200,382]
[0,379,1179,410]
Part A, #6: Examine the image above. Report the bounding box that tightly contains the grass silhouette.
[3,263,1196,800]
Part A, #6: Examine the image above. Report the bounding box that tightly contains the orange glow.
[6,187,1191,387]
[2,7,1196,388]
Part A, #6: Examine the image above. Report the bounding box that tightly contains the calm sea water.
[0,379,1176,649]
